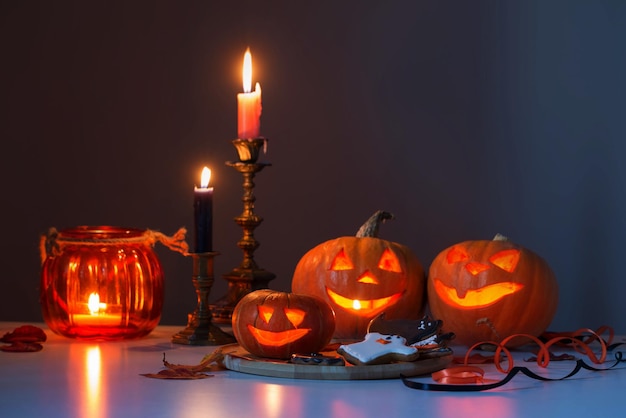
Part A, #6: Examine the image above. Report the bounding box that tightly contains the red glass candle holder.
[40,226,164,340]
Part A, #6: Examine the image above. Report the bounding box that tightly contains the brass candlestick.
[172,252,236,345]
[210,138,276,323]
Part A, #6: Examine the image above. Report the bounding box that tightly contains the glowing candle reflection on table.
[84,345,105,418]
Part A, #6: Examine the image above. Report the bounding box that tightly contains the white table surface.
[1,322,624,418]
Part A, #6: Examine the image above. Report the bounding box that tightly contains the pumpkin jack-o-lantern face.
[325,247,404,316]
[247,305,310,346]
[432,246,524,309]
[292,211,426,340]
[427,235,559,347]
[232,290,336,359]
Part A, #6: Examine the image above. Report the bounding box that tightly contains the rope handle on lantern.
[40,227,190,264]
[401,327,626,392]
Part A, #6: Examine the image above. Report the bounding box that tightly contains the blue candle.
[193,167,213,253]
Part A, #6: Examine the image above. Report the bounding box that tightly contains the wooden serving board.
[221,344,453,380]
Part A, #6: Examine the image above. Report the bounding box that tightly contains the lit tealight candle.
[237,48,262,139]
[72,293,121,327]
[194,166,214,253]
[88,292,107,313]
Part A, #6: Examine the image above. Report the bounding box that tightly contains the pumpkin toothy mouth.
[325,287,402,315]
[247,324,310,346]
[433,279,524,309]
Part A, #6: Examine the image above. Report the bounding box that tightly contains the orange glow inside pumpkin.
[433,279,524,309]
[489,249,520,272]
[326,287,402,315]
[247,325,310,346]
[378,249,402,272]
[436,247,525,308]
[329,248,403,273]
[329,249,354,270]
[257,305,307,328]
[325,247,406,316]
[357,271,378,284]
[248,304,312,347]
[447,248,521,274]
[446,247,470,263]
[284,308,306,327]
[465,262,490,276]
[258,305,274,323]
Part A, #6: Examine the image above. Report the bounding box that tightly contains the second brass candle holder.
[172,252,236,345]
[210,138,276,323]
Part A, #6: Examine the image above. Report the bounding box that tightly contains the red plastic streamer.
[402,326,624,392]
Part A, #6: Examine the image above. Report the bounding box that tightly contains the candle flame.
[200,166,211,188]
[243,48,252,93]
[88,293,106,315]
[352,299,362,310]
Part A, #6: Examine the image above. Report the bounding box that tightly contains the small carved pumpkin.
[292,211,425,340]
[231,289,335,359]
[427,234,559,346]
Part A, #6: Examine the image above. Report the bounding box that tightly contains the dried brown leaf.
[140,369,213,380]
[141,348,226,379]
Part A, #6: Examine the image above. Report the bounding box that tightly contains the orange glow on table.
[84,345,105,418]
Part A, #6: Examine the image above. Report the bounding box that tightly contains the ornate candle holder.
[210,138,276,323]
[172,252,236,345]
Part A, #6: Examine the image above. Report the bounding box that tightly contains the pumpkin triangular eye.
[378,249,402,273]
[465,262,490,276]
[284,308,306,327]
[489,249,520,272]
[330,249,354,270]
[258,305,274,323]
[447,247,469,264]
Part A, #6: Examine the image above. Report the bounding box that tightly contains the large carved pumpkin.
[292,211,425,340]
[427,234,559,347]
[231,289,335,359]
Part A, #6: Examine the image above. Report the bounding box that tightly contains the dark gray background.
[2,1,624,334]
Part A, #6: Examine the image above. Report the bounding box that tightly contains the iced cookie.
[337,332,419,365]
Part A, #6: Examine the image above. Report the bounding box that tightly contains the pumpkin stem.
[356,210,395,238]
[493,233,509,242]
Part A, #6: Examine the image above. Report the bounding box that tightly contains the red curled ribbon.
[432,366,486,384]
[402,326,625,392]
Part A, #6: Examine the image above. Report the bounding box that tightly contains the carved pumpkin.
[231,289,335,359]
[292,211,425,340]
[427,234,559,347]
